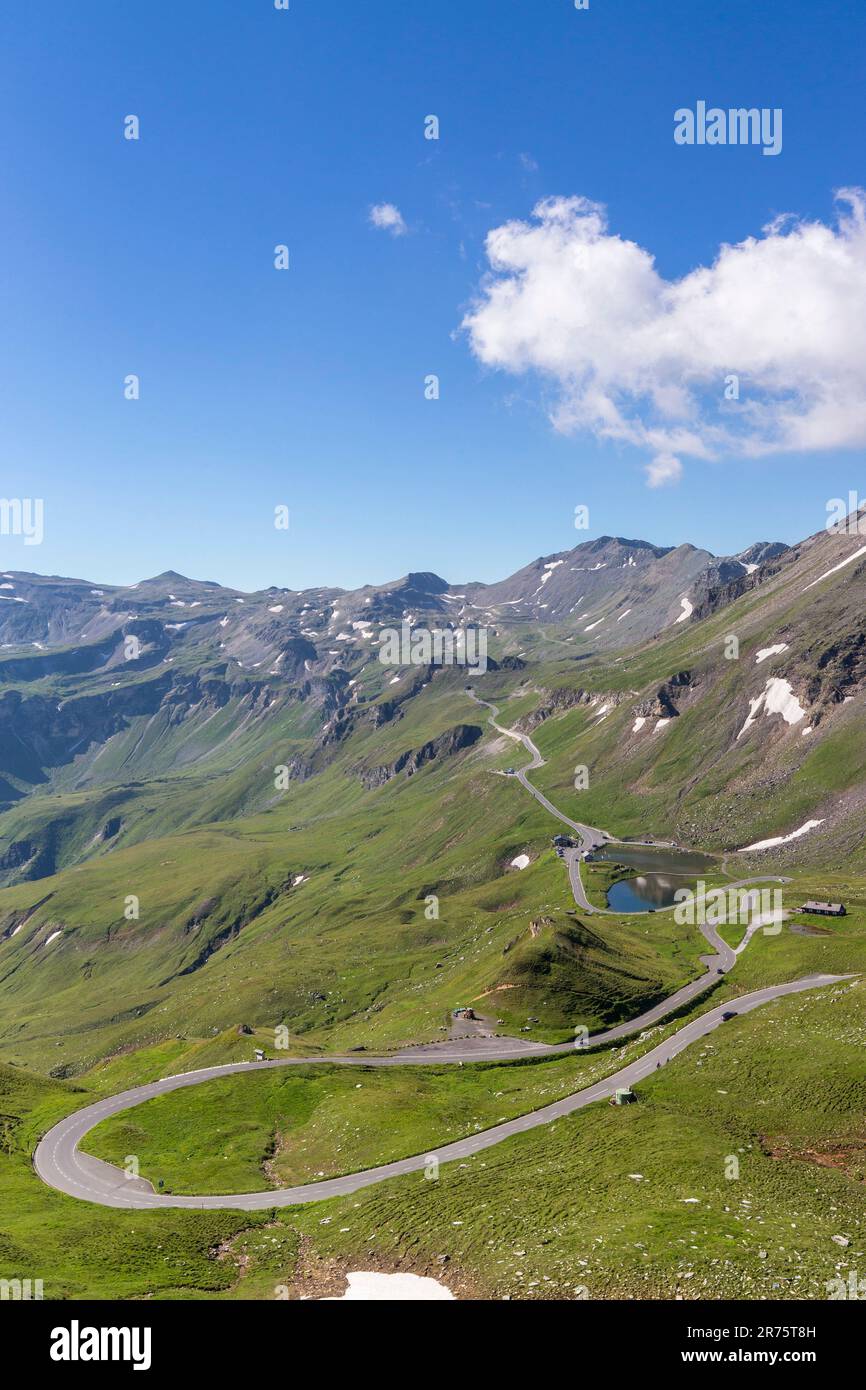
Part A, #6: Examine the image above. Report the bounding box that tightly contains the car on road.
[721,1010,738,1021]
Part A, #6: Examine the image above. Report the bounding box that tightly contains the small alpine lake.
[590,843,717,913]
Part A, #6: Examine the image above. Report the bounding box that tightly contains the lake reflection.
[592,843,716,913]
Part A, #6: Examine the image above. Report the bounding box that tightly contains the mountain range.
[0,513,864,1075]
[0,533,788,660]
[1,511,865,1308]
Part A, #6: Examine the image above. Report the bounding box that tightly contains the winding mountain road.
[31,690,840,1213]
[468,690,606,910]
[34,973,849,1211]
[466,690,788,918]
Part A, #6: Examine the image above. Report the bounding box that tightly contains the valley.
[1,516,865,1299]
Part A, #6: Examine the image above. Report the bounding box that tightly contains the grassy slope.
[0,1063,286,1301]
[285,977,866,1300]
[81,1043,679,1195]
[0,674,716,1069]
[1,548,865,1298]
[3,974,863,1299]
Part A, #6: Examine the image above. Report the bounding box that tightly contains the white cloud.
[369,202,407,237]
[645,452,682,487]
[462,190,866,484]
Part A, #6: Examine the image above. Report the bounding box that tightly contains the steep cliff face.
[633,671,697,720]
[514,686,631,734]
[804,630,866,710]
[358,723,483,789]
[0,676,170,787]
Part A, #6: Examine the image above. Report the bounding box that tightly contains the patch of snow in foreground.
[584,618,604,632]
[617,609,631,622]
[293,874,309,886]
[804,543,866,591]
[654,718,670,731]
[737,677,806,739]
[675,595,693,624]
[510,854,530,870]
[632,716,647,733]
[44,930,62,946]
[9,923,22,937]
[389,675,401,685]
[755,643,788,664]
[739,819,824,853]
[323,1272,455,1301]
[268,605,284,613]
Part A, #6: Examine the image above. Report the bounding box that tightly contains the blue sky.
[1,0,864,592]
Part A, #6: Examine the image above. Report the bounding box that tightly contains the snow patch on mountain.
[755,643,788,664]
[804,544,866,591]
[739,818,824,852]
[737,677,807,739]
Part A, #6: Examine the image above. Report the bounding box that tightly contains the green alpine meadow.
[1,521,865,1302]
[3,1,866,1341]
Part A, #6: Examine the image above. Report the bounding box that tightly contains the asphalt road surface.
[34,973,851,1211]
[32,688,836,1212]
[468,690,607,909]
[466,690,788,918]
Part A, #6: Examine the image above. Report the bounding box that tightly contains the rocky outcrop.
[274,636,318,679]
[805,631,866,707]
[364,666,435,733]
[369,700,402,728]
[633,671,695,720]
[515,686,630,734]
[358,723,483,789]
[690,544,788,621]
[282,757,315,783]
